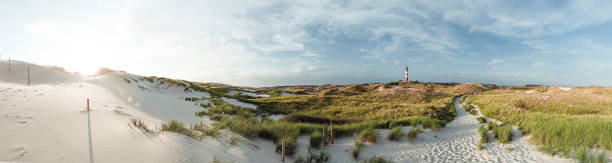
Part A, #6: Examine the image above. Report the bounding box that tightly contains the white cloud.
[532,61,547,68]
[489,59,503,65]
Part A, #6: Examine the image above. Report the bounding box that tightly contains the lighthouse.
[404,65,408,82]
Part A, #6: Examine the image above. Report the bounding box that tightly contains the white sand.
[0,60,286,163]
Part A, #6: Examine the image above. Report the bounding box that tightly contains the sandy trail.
[327,95,571,163]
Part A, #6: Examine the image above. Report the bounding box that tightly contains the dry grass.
[467,86,612,158]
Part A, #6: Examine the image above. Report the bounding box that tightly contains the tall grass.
[161,120,195,137]
[494,125,512,144]
[407,127,423,143]
[359,127,378,143]
[309,131,326,149]
[353,141,364,159]
[468,88,612,159]
[387,127,403,141]
[478,126,488,150]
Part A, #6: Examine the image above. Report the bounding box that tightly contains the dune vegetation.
[467,86,612,158]
[185,81,481,156]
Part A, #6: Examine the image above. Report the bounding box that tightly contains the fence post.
[281,139,285,162]
[27,67,30,85]
[322,124,325,148]
[87,98,90,111]
[330,121,334,144]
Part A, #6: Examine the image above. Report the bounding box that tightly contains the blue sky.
[1,0,612,87]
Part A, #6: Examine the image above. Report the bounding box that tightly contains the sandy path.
[327,95,571,163]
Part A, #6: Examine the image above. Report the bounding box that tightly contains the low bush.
[387,127,403,141]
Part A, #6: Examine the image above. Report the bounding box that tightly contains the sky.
[1,0,612,87]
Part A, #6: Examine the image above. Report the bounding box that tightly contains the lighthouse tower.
[404,65,408,82]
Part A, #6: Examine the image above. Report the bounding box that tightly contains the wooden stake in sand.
[330,122,334,144]
[27,67,30,85]
[322,124,325,148]
[87,98,90,111]
[281,139,285,162]
[8,57,10,72]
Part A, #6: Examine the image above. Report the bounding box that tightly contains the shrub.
[353,141,364,159]
[309,131,325,149]
[363,155,392,163]
[476,117,486,123]
[387,127,403,141]
[407,127,423,143]
[359,127,378,143]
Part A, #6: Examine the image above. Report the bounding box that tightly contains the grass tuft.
[407,127,423,143]
[363,155,392,163]
[353,141,364,159]
[476,117,487,123]
[478,126,488,150]
[387,126,403,141]
[129,118,150,132]
[359,127,378,143]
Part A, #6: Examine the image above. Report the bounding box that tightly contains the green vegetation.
[129,118,150,132]
[191,122,220,138]
[363,155,392,163]
[494,125,512,144]
[309,131,326,149]
[468,87,612,159]
[574,147,608,163]
[359,127,378,143]
[407,127,423,143]
[478,126,488,150]
[476,117,487,123]
[197,103,252,116]
[246,82,462,122]
[387,127,403,141]
[161,120,194,137]
[353,141,364,159]
[229,135,240,146]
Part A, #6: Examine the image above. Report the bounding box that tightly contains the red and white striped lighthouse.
[404,65,408,82]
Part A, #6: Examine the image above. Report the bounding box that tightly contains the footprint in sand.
[115,105,123,109]
[14,145,27,159]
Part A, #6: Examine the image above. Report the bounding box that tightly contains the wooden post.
[87,98,90,111]
[281,139,285,162]
[322,124,325,147]
[330,121,334,144]
[27,67,30,85]
[8,57,10,72]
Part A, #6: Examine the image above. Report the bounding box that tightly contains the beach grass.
[467,87,612,158]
